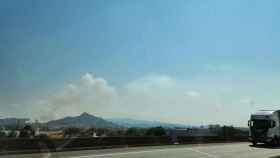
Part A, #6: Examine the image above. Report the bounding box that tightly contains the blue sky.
[1,0,280,126]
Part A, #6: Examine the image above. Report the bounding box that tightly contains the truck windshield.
[251,120,270,129]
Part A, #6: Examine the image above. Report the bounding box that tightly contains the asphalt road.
[2,143,280,158]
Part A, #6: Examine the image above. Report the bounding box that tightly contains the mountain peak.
[80,112,91,117]
[47,112,118,129]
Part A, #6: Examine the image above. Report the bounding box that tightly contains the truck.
[248,110,279,146]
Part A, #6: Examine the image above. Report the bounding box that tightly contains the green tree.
[8,130,18,138]
[145,127,166,136]
[19,125,35,138]
[0,131,7,138]
[125,128,146,136]
[63,127,82,138]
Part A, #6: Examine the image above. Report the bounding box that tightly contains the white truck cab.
[248,110,280,146]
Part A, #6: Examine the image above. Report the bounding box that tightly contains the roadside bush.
[63,127,83,138]
[125,128,147,136]
[19,125,35,138]
[35,133,49,139]
[0,131,7,138]
[8,130,18,138]
[145,127,166,136]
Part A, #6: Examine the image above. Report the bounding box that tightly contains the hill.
[46,112,118,129]
[107,118,190,128]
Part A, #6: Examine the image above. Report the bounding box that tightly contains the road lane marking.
[70,149,170,158]
[69,147,220,158]
[188,148,220,158]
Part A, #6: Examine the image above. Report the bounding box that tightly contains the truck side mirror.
[248,120,250,127]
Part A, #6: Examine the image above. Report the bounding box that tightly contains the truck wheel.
[273,137,279,146]
[269,138,278,146]
[252,141,257,146]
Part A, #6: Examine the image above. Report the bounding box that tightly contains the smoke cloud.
[34,73,117,121]
[27,73,252,126]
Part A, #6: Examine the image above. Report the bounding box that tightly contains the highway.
[1,143,280,158]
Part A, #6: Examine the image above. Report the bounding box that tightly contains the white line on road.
[70,149,169,158]
[69,147,220,158]
[188,148,220,158]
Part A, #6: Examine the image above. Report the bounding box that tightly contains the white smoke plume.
[35,73,117,121]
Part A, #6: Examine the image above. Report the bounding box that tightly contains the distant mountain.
[46,112,118,129]
[0,118,29,126]
[107,118,190,128]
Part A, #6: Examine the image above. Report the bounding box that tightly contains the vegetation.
[8,130,18,138]
[63,127,83,138]
[19,125,35,138]
[0,121,248,140]
[124,127,166,137]
[209,125,248,137]
[0,131,6,138]
[145,127,166,136]
[61,126,167,138]
[125,128,146,136]
[35,133,49,139]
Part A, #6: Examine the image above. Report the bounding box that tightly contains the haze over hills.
[0,118,29,126]
[107,118,190,128]
[0,113,191,129]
